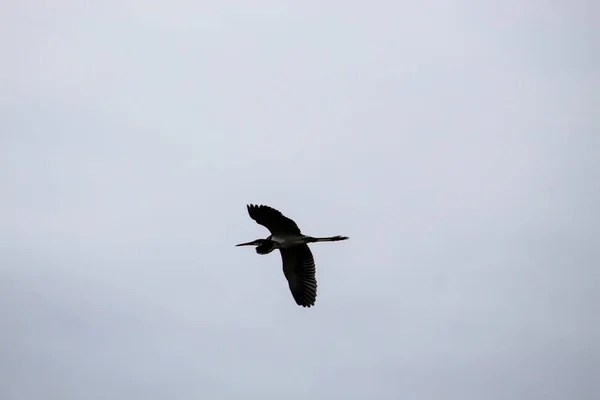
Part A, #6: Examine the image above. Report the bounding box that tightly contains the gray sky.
[1,1,598,399]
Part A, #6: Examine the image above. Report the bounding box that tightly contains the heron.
[236,204,348,308]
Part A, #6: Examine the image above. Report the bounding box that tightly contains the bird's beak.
[235,240,256,247]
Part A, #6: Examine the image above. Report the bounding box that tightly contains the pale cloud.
[1,1,598,399]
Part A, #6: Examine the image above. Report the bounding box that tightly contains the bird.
[236,204,348,308]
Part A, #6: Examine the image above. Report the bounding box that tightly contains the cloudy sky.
[1,1,598,399]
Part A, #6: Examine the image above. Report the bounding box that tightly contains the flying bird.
[236,204,348,308]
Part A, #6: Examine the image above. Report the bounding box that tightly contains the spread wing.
[280,245,317,307]
[247,204,302,235]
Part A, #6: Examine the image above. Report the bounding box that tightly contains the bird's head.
[235,239,265,247]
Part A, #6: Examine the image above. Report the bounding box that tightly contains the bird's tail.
[310,235,349,242]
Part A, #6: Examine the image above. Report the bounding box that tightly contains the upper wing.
[280,245,317,308]
[246,204,302,235]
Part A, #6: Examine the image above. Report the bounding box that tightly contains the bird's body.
[236,204,348,308]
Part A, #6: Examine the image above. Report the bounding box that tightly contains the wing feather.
[247,204,302,235]
[280,245,317,307]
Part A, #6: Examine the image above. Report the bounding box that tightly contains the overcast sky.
[1,1,598,399]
